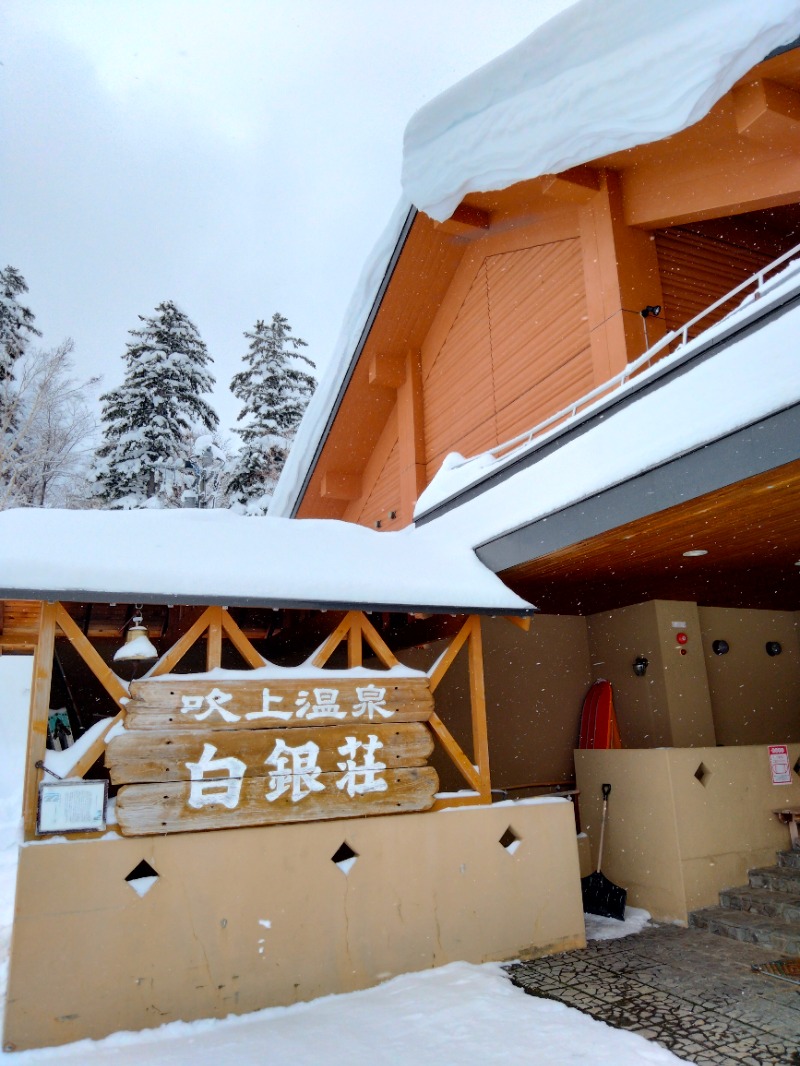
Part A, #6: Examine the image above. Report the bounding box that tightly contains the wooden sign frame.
[20,603,517,838]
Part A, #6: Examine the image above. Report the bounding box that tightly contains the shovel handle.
[597,783,612,872]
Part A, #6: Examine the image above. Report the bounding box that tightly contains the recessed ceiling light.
[683,549,708,557]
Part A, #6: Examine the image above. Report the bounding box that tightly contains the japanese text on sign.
[186,733,388,810]
[180,685,393,725]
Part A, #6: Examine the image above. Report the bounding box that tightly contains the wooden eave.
[495,458,800,616]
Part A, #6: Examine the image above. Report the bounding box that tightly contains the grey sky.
[2,1,572,437]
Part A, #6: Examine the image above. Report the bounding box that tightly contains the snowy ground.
[0,657,678,1064]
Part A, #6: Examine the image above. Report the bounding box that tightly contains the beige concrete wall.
[586,600,715,747]
[404,615,592,792]
[654,601,715,747]
[699,607,800,745]
[586,601,672,746]
[4,799,584,1051]
[576,744,800,922]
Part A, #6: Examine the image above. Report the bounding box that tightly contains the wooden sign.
[106,723,433,784]
[112,675,439,836]
[126,677,433,730]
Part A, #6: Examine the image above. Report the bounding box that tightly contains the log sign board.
[109,678,438,835]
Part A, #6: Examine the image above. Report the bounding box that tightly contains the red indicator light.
[676,632,688,645]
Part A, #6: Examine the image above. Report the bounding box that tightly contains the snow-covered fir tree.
[228,313,315,513]
[0,266,40,385]
[93,301,219,508]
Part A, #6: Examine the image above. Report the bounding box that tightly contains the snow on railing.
[486,240,800,464]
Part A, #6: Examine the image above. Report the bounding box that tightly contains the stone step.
[719,884,800,922]
[689,906,800,954]
[777,848,800,870]
[748,864,800,893]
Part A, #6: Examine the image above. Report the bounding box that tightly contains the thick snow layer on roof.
[403,0,800,220]
[418,265,800,550]
[0,508,531,614]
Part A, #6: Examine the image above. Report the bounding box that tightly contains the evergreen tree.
[229,313,315,512]
[93,301,219,507]
[0,266,40,384]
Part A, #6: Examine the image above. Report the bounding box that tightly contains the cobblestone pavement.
[507,924,800,1065]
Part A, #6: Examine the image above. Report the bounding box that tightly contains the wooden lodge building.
[3,2,800,1051]
[269,0,800,976]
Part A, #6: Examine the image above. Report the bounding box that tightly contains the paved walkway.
[507,924,800,1065]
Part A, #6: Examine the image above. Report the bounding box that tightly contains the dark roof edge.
[0,589,536,618]
[766,34,800,60]
[415,275,800,526]
[289,205,418,517]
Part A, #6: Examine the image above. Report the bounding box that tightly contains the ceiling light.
[682,549,708,557]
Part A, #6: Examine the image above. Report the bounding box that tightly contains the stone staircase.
[689,849,800,955]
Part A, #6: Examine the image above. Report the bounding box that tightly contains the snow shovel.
[581,783,627,921]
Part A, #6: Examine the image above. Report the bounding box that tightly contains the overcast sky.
[2,1,573,436]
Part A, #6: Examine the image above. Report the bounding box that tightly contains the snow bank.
[6,960,682,1064]
[403,0,800,220]
[0,507,532,614]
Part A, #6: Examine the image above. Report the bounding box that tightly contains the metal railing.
[482,239,800,466]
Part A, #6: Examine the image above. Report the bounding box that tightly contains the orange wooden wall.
[297,49,800,531]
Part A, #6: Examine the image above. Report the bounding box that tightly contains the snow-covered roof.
[415,260,800,552]
[0,509,532,615]
[271,0,800,518]
[403,0,800,221]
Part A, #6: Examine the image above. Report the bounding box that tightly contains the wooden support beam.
[359,613,400,668]
[55,603,127,706]
[368,351,406,390]
[435,203,491,237]
[67,711,125,780]
[504,616,532,632]
[427,712,481,792]
[734,78,800,145]
[220,609,268,668]
[320,470,362,501]
[621,150,800,229]
[467,617,491,802]
[347,614,362,668]
[310,611,360,668]
[206,605,223,671]
[541,165,600,203]
[23,602,56,839]
[579,169,665,376]
[397,349,426,524]
[428,616,473,693]
[147,606,217,677]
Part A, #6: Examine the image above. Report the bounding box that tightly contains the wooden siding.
[0,600,41,650]
[655,227,773,339]
[354,436,401,528]
[423,238,592,480]
[487,241,592,442]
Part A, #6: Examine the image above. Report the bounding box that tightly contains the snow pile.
[5,961,683,1065]
[585,907,651,942]
[0,507,532,614]
[403,0,800,220]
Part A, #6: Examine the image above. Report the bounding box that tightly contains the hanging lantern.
[113,606,159,662]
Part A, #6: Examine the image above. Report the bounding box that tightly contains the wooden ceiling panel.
[500,461,800,615]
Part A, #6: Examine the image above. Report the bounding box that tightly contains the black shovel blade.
[581,870,627,921]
